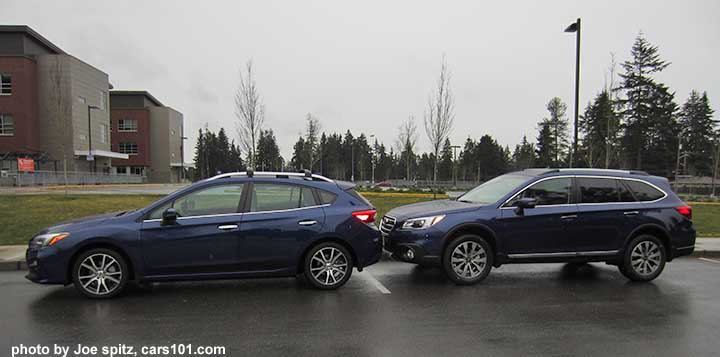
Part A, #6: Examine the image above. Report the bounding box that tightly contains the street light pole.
[87,105,100,172]
[451,145,460,188]
[565,18,581,168]
[369,134,376,184]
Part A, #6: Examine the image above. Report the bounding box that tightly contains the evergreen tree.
[536,119,554,167]
[679,91,717,176]
[617,34,670,170]
[512,135,536,170]
[546,97,570,167]
[291,136,307,170]
[580,91,620,168]
[256,129,282,171]
[438,139,454,181]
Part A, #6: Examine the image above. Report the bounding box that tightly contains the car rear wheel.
[72,248,129,299]
[619,234,666,282]
[443,235,493,285]
[303,242,353,290]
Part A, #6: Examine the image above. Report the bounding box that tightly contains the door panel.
[239,183,325,272]
[500,205,578,254]
[141,215,243,276]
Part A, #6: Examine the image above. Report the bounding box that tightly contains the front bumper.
[383,228,443,265]
[25,246,70,285]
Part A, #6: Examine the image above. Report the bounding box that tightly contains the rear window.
[624,180,665,202]
[346,189,372,206]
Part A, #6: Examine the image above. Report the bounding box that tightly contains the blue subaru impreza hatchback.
[26,171,382,298]
[382,168,696,285]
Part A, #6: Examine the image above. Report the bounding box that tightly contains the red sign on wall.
[18,158,35,172]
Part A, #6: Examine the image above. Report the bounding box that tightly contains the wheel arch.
[67,240,136,283]
[441,223,498,262]
[296,237,359,274]
[624,223,673,260]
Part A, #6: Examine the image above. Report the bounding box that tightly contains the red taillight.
[675,205,692,220]
[352,209,377,223]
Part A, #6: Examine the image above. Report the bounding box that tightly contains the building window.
[99,90,107,110]
[0,74,11,95]
[0,114,14,136]
[78,96,87,104]
[118,119,138,132]
[131,166,144,175]
[99,124,108,144]
[118,142,138,155]
[116,166,127,174]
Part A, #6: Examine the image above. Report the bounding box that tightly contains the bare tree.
[397,115,418,180]
[304,113,322,171]
[46,56,72,195]
[234,60,265,169]
[424,57,455,182]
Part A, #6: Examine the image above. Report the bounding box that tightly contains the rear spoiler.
[335,180,356,191]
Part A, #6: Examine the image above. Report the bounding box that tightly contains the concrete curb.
[1,251,718,272]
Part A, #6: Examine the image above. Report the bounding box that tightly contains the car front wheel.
[443,235,493,285]
[619,234,666,282]
[72,248,129,299]
[303,242,354,290]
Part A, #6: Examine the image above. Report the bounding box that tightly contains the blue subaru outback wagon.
[26,171,382,298]
[382,169,695,285]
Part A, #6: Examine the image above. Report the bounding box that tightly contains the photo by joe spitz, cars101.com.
[25,168,694,298]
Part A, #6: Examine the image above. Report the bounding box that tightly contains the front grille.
[380,215,397,235]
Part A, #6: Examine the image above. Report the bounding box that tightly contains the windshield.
[457,174,530,204]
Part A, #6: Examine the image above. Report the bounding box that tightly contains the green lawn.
[0,194,717,246]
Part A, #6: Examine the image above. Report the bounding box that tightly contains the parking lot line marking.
[699,257,720,264]
[358,271,391,294]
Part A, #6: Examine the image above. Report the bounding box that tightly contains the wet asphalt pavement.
[1,257,719,356]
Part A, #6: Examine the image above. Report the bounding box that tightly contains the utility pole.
[565,18,581,168]
[712,142,720,197]
[451,145,460,187]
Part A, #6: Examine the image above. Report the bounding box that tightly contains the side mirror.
[513,198,537,216]
[161,208,179,226]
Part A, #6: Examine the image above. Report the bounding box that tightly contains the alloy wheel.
[630,241,662,276]
[451,241,487,279]
[77,253,123,296]
[309,247,348,286]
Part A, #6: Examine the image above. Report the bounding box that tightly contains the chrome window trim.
[142,204,330,223]
[507,250,619,259]
[499,175,668,209]
[244,203,331,215]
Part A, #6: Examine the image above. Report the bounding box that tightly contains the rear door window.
[578,178,620,203]
[624,180,665,202]
[250,183,317,212]
[617,180,636,202]
[317,190,338,205]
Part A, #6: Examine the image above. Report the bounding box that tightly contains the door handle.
[298,220,317,226]
[560,214,578,220]
[624,211,640,216]
[218,224,238,230]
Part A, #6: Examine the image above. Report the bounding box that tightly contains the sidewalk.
[1,239,718,272]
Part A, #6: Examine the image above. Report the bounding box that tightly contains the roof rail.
[206,171,334,183]
[542,168,649,176]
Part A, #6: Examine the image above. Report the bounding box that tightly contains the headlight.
[401,215,445,230]
[30,232,70,247]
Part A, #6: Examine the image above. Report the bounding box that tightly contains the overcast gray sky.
[3,0,719,160]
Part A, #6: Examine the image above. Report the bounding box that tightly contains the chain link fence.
[0,170,145,186]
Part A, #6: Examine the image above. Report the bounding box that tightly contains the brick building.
[0,25,128,173]
[110,91,184,183]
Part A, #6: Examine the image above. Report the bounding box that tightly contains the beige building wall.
[148,106,183,183]
[36,54,111,172]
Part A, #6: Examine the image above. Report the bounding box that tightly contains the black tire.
[303,242,354,290]
[443,235,493,285]
[72,248,129,299]
[619,234,666,282]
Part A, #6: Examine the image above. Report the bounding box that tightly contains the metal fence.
[355,179,480,190]
[0,170,145,186]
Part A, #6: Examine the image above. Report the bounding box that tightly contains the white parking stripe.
[699,257,720,264]
[357,271,391,294]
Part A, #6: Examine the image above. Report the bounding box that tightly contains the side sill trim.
[507,250,619,259]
